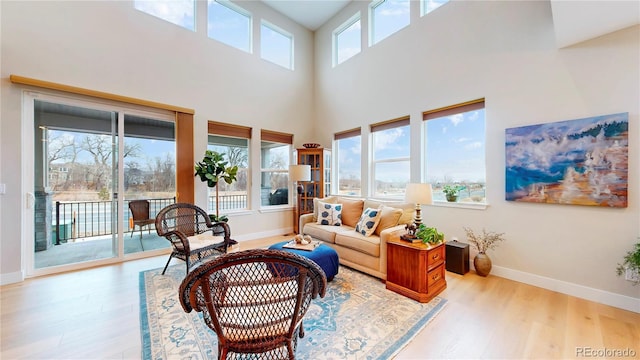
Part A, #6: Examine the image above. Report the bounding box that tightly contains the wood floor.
[2,235,639,359]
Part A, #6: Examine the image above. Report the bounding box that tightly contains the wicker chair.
[128,200,155,248]
[155,203,233,275]
[179,249,327,360]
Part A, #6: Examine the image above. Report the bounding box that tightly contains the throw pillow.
[387,202,416,225]
[313,196,337,222]
[355,207,382,237]
[316,201,342,226]
[374,206,403,236]
[340,198,365,227]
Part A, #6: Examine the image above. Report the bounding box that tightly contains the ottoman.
[269,241,339,281]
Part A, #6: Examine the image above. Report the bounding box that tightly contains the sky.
[338,109,486,185]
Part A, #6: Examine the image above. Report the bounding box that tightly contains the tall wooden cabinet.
[296,147,331,216]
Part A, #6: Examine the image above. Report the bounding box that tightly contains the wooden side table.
[386,237,447,303]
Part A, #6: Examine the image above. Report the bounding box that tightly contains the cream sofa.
[299,196,415,280]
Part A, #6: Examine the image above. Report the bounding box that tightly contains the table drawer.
[427,245,445,270]
[427,264,446,290]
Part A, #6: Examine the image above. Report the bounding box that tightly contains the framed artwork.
[505,113,628,207]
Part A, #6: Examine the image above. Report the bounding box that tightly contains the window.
[371,117,410,198]
[261,21,293,70]
[370,0,410,46]
[420,0,449,16]
[207,122,251,214]
[423,99,486,203]
[334,128,362,196]
[261,130,293,206]
[134,0,195,31]
[207,0,252,53]
[333,13,361,66]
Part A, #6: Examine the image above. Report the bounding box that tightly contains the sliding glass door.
[29,94,175,274]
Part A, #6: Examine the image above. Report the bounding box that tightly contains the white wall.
[0,1,314,281]
[314,1,639,310]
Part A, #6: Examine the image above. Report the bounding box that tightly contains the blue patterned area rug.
[140,264,447,359]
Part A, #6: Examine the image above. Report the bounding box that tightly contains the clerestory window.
[369,0,410,46]
[207,0,252,53]
[134,0,195,31]
[333,12,362,66]
[261,21,294,70]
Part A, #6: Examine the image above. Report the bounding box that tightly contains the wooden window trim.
[208,121,252,138]
[261,129,293,144]
[423,98,485,120]
[370,115,410,133]
[334,127,361,140]
[10,75,194,115]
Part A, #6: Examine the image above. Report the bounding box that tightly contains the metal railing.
[53,197,176,244]
[53,194,249,244]
[208,194,247,213]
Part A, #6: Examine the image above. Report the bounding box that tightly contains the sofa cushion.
[339,198,364,227]
[335,231,381,257]
[313,196,337,222]
[386,202,415,225]
[317,201,342,226]
[355,207,382,237]
[304,223,355,244]
[374,206,403,236]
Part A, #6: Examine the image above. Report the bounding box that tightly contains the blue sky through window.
[134,0,195,31]
[261,23,293,69]
[425,109,486,184]
[422,0,449,16]
[371,0,410,45]
[336,15,361,65]
[208,1,251,53]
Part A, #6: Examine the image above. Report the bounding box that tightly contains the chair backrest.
[179,248,327,357]
[128,200,151,221]
[155,203,211,238]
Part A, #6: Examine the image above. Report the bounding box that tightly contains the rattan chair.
[128,200,155,249]
[179,248,327,360]
[155,203,233,275]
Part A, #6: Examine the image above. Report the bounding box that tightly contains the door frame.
[22,90,175,278]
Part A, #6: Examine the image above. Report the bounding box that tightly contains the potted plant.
[616,242,640,285]
[442,184,464,202]
[415,224,444,246]
[195,150,238,223]
[463,227,506,276]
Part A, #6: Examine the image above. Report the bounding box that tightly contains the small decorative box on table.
[269,240,339,281]
[386,237,446,303]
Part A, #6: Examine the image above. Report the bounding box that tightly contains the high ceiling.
[262,0,351,30]
[262,0,639,48]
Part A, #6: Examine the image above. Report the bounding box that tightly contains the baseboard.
[488,263,640,313]
[0,270,24,285]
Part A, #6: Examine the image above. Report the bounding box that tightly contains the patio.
[35,232,169,268]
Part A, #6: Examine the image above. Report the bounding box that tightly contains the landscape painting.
[505,113,628,207]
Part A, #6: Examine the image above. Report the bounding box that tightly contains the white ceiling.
[262,0,351,30]
[262,0,639,48]
[550,0,639,48]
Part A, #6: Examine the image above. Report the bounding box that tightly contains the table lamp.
[289,164,311,233]
[404,183,433,228]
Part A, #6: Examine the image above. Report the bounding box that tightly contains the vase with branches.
[463,227,506,276]
[194,150,238,222]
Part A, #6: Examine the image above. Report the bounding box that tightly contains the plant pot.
[474,252,492,276]
[446,194,458,202]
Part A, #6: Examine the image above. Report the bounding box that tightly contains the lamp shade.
[404,183,433,205]
[289,165,311,182]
